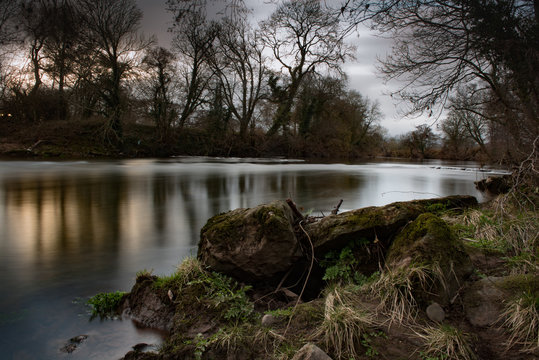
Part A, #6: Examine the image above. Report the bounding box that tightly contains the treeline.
[0,0,386,158]
[0,0,536,164]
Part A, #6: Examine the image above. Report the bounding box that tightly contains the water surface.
[0,158,506,359]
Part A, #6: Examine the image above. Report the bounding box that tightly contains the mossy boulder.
[306,195,477,257]
[198,200,302,283]
[119,275,175,332]
[386,213,474,305]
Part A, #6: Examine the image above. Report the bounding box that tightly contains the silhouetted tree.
[142,46,178,143]
[213,16,267,140]
[260,0,355,136]
[344,0,538,163]
[78,0,150,146]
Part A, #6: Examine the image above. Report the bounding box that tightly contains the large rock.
[198,200,302,282]
[463,277,506,327]
[306,195,477,256]
[386,213,474,305]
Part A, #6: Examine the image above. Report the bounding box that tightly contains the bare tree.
[166,0,220,130]
[78,0,151,145]
[213,16,267,140]
[42,0,79,96]
[0,0,19,47]
[344,0,538,162]
[260,0,355,136]
[142,46,178,143]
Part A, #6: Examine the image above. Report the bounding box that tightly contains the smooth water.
[0,158,507,359]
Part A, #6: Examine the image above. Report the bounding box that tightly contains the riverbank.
[0,116,487,162]
[95,187,538,360]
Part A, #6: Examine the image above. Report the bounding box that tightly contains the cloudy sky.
[136,0,430,136]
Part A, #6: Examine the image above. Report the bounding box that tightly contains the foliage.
[87,291,126,319]
[320,238,372,284]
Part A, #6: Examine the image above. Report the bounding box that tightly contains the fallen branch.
[286,198,305,221]
[331,199,344,215]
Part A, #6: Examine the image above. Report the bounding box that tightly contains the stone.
[119,276,174,332]
[306,195,478,257]
[60,334,88,353]
[426,302,445,322]
[475,175,512,195]
[261,314,277,327]
[292,343,333,360]
[386,213,474,305]
[198,200,302,282]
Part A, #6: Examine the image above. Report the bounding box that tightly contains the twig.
[282,220,314,338]
[286,198,305,221]
[331,199,344,215]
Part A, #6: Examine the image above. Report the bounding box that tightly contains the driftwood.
[286,198,305,221]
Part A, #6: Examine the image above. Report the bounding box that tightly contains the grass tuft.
[501,290,539,352]
[367,263,446,325]
[314,288,377,359]
[417,324,476,360]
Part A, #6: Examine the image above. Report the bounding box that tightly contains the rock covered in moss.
[119,275,175,332]
[306,195,477,256]
[386,213,473,305]
[198,200,302,282]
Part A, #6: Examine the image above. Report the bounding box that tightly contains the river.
[0,158,507,359]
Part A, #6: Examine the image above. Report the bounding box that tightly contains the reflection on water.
[0,158,505,359]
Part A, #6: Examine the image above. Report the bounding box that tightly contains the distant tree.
[142,46,178,143]
[18,0,52,95]
[260,0,355,136]
[403,124,437,158]
[213,16,268,141]
[0,0,18,47]
[166,0,220,130]
[78,0,150,146]
[42,0,79,97]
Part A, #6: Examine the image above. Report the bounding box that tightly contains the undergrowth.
[87,291,126,319]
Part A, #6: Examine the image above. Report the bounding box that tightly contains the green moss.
[498,274,539,297]
[388,213,458,265]
[87,291,126,319]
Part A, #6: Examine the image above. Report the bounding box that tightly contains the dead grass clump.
[501,291,539,353]
[314,288,377,359]
[416,324,476,360]
[367,263,446,325]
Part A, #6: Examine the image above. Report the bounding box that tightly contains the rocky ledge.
[112,193,537,360]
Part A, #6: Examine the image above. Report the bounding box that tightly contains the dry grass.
[367,263,447,325]
[501,291,539,353]
[456,206,538,274]
[416,324,476,360]
[314,288,377,359]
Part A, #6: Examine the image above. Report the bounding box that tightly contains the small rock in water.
[60,334,88,353]
[133,343,149,352]
[426,302,445,323]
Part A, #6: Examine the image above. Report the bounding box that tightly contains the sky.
[136,0,430,136]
